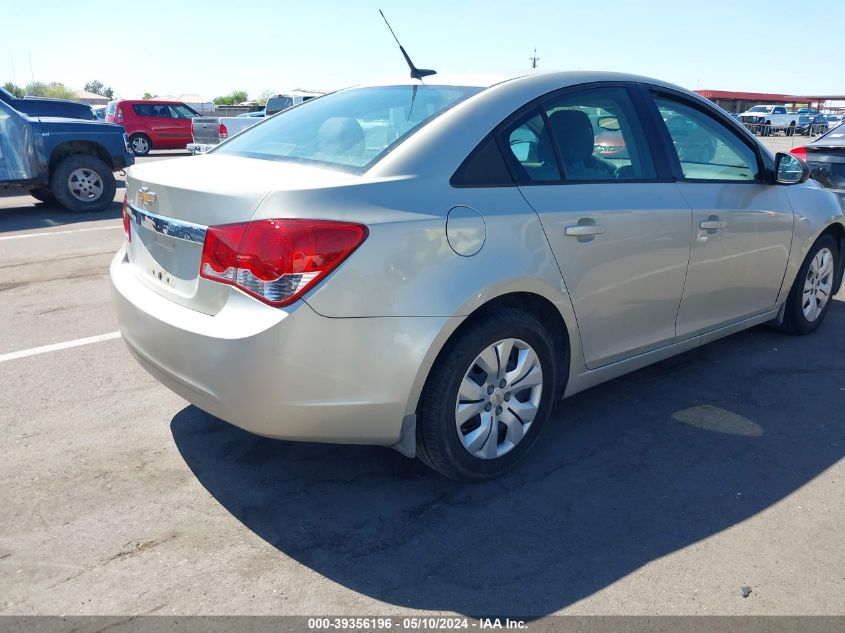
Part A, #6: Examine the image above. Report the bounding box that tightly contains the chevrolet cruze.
[111,72,845,480]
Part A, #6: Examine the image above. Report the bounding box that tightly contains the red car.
[105,100,199,156]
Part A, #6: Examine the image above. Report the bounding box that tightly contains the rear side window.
[497,86,656,183]
[266,96,293,115]
[451,134,513,186]
[133,104,172,118]
[498,110,560,182]
[106,101,116,117]
[541,86,656,181]
[654,95,760,181]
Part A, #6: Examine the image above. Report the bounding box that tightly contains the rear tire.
[29,187,56,204]
[777,235,838,335]
[416,307,561,481]
[51,154,116,213]
[786,123,795,137]
[129,133,151,156]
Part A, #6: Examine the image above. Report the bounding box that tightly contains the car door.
[168,104,197,144]
[499,85,693,369]
[648,91,793,339]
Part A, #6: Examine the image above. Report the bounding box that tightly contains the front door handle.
[699,220,727,230]
[565,224,606,237]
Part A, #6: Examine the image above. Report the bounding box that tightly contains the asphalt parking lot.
[1,146,844,617]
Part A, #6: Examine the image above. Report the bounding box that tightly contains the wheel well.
[435,292,571,400]
[49,141,112,174]
[820,223,845,293]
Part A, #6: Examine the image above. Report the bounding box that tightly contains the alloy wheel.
[67,168,104,202]
[132,136,149,154]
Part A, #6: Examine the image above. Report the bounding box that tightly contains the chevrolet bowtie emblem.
[138,188,156,207]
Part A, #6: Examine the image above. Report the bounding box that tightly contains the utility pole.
[529,48,539,69]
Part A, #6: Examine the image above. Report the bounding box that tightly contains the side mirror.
[775,152,810,185]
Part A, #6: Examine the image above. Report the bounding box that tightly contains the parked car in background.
[0,86,97,120]
[93,106,107,120]
[105,99,199,156]
[188,114,264,155]
[0,96,133,211]
[112,72,844,481]
[826,115,843,130]
[188,92,324,154]
[739,104,799,136]
[265,90,323,116]
[792,125,845,202]
[796,112,829,136]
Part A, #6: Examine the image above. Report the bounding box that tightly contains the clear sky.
[4,0,843,100]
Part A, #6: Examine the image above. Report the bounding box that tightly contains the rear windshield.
[215,85,483,172]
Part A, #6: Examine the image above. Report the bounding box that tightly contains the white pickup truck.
[738,105,800,136]
[187,90,323,154]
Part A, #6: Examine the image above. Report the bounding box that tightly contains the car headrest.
[317,117,365,157]
[547,110,595,163]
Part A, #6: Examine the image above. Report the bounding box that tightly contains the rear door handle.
[565,224,606,237]
[699,220,727,230]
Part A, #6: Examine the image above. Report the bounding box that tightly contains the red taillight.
[116,107,124,121]
[199,219,368,307]
[122,193,131,242]
[218,122,228,139]
[790,146,807,161]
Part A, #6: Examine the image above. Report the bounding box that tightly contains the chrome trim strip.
[127,202,207,244]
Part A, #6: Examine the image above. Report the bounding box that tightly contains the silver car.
[111,72,845,480]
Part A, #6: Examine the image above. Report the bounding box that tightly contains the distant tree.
[142,92,155,100]
[2,81,24,97]
[84,80,114,99]
[256,89,274,106]
[213,90,249,106]
[25,81,77,100]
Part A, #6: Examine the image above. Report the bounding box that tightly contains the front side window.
[216,85,482,172]
[169,104,197,119]
[654,95,760,181]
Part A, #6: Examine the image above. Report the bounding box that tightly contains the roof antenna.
[379,10,436,81]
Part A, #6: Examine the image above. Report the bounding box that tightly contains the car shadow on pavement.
[171,299,845,617]
[0,189,123,233]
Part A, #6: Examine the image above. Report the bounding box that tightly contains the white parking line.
[0,225,122,241]
[0,332,122,363]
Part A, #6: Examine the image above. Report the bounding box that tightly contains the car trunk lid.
[124,154,358,314]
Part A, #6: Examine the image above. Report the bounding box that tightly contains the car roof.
[112,99,185,104]
[344,70,694,95]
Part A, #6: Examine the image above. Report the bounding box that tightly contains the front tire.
[51,154,116,213]
[777,235,838,335]
[416,307,560,481]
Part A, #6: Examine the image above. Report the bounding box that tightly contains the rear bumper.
[110,247,451,445]
[187,143,216,155]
